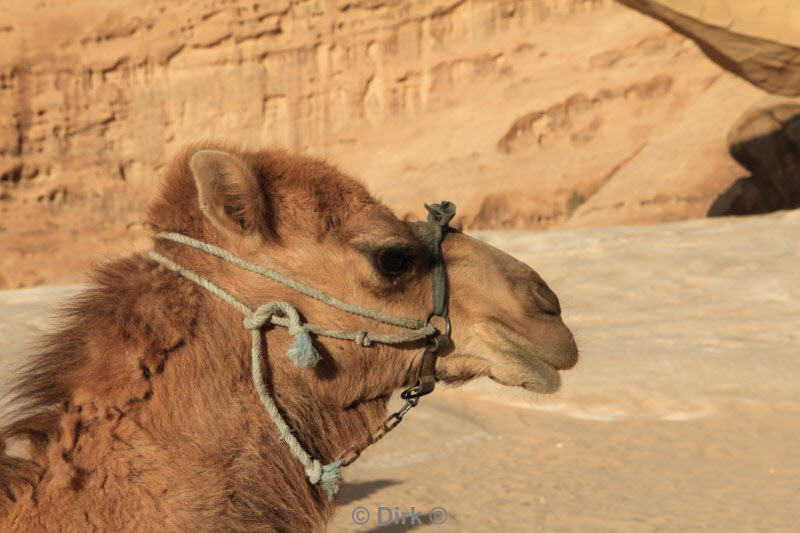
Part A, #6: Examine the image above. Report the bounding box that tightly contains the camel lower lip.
[486,352,562,393]
[489,366,560,393]
[526,360,560,392]
[475,320,575,393]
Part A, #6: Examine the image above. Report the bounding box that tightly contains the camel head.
[149,144,578,408]
[0,143,579,533]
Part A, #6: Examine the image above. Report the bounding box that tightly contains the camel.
[0,143,578,532]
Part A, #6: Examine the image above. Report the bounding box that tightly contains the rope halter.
[148,201,456,499]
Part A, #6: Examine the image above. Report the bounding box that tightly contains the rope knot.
[320,460,343,498]
[288,324,306,336]
[304,460,343,499]
[243,304,275,330]
[278,304,320,368]
[354,330,373,347]
[305,460,322,484]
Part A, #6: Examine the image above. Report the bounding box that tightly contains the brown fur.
[0,143,578,531]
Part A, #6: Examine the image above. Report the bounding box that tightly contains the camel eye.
[375,248,413,277]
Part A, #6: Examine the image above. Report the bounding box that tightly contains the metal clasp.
[400,380,430,400]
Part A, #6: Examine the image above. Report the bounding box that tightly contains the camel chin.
[446,320,578,394]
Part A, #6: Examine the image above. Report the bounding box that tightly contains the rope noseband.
[148,201,455,499]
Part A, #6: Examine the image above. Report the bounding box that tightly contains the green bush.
[567,190,586,213]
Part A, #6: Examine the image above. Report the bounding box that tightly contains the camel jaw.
[441,320,578,394]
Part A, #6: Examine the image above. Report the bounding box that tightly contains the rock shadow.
[709,102,800,217]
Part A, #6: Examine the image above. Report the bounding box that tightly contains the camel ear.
[189,149,265,235]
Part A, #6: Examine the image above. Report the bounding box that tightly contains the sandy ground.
[1,210,798,531]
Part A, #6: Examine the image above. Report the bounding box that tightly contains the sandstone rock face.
[618,0,800,97]
[0,0,773,287]
[709,102,800,217]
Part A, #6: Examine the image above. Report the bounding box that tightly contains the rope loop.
[425,201,456,227]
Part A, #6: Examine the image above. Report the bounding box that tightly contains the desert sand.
[2,209,797,532]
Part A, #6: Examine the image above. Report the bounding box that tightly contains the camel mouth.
[472,320,578,394]
[492,321,578,371]
[489,356,562,394]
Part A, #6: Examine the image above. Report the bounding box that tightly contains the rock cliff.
[0,0,774,287]
[709,102,800,217]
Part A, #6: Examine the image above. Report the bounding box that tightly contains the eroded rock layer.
[0,0,776,287]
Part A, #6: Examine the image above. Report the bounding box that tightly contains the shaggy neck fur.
[0,254,401,532]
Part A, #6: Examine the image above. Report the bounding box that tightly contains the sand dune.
[1,211,798,531]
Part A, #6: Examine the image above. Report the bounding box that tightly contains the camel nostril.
[531,283,561,316]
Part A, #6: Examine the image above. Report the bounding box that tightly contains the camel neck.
[155,293,393,523]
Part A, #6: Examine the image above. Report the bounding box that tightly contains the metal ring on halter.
[400,384,426,401]
[425,310,452,339]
